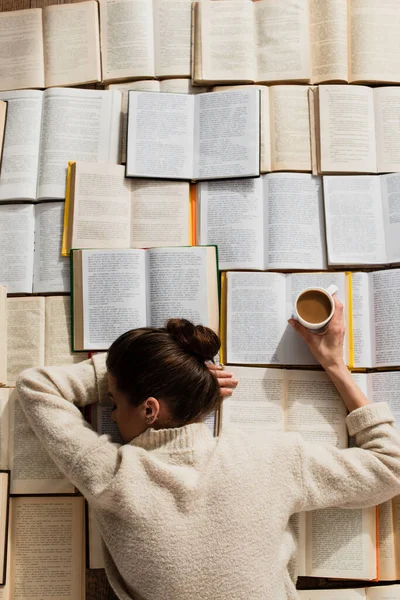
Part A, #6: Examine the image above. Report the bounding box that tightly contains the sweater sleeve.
[15,353,121,499]
[295,402,400,512]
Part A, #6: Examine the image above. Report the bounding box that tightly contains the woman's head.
[106,319,221,442]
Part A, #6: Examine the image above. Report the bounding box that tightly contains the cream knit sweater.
[16,354,400,600]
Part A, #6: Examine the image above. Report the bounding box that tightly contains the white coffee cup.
[294,284,338,332]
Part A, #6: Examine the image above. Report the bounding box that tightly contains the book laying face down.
[71,246,219,351]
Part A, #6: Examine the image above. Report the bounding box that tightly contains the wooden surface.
[1,0,400,596]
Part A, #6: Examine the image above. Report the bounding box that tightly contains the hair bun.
[166,319,220,362]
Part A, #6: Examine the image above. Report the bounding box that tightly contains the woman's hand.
[288,295,345,370]
[207,364,238,397]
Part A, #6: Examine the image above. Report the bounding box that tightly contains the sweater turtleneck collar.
[129,422,214,452]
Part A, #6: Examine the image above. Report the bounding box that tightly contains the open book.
[312,85,400,174]
[0,3,101,91]
[99,0,193,81]
[197,174,326,271]
[0,203,69,294]
[63,162,191,254]
[72,246,219,351]
[0,88,121,201]
[323,175,400,267]
[0,388,75,494]
[299,588,400,599]
[4,296,87,386]
[212,85,312,174]
[126,89,260,181]
[220,366,377,580]
[351,269,400,369]
[223,271,348,366]
[106,79,209,164]
[193,0,400,85]
[0,496,85,600]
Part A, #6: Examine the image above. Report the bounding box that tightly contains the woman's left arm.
[16,353,120,499]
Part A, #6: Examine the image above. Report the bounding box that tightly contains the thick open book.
[220,366,377,579]
[197,174,326,271]
[351,269,400,369]
[99,0,193,82]
[0,203,69,294]
[323,175,400,267]
[0,496,85,600]
[72,246,219,351]
[312,85,400,174]
[212,85,312,174]
[0,3,101,91]
[106,79,209,164]
[63,162,191,254]
[0,388,74,494]
[126,89,260,181]
[0,88,121,202]
[223,271,348,367]
[299,587,400,599]
[3,296,87,386]
[193,0,400,85]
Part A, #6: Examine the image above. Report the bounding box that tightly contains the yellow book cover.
[61,161,75,257]
[219,272,227,365]
[190,184,196,246]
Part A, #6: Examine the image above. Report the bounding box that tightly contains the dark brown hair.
[106,319,221,425]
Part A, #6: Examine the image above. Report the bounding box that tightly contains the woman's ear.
[144,397,160,425]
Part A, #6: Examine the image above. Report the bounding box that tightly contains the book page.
[374,88,400,173]
[351,272,374,369]
[0,205,34,294]
[195,89,260,180]
[350,0,400,83]
[9,496,85,599]
[284,370,348,448]
[148,247,214,328]
[318,85,377,173]
[265,173,326,270]
[0,90,43,201]
[255,0,311,83]
[160,80,209,95]
[94,404,123,444]
[197,178,265,270]
[199,0,256,83]
[37,88,121,200]
[283,272,347,365]
[377,500,397,580]
[127,91,194,179]
[7,297,45,386]
[367,584,400,599]
[269,85,311,171]
[0,388,10,470]
[305,506,376,579]
[370,371,400,427]
[130,180,190,248]
[33,202,70,294]
[8,389,73,494]
[44,297,87,367]
[380,174,400,264]
[108,81,160,164]
[81,249,147,350]
[43,1,101,88]
[226,271,286,365]
[153,0,192,78]
[309,0,348,83]
[0,9,44,91]
[371,269,400,368]
[220,366,284,432]
[99,0,155,81]
[323,176,387,265]
[0,287,5,386]
[71,162,131,250]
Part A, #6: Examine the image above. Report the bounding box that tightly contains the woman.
[17,297,400,600]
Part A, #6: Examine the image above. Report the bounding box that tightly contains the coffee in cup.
[294,285,338,332]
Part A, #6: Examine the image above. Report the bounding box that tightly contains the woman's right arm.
[289,296,400,512]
